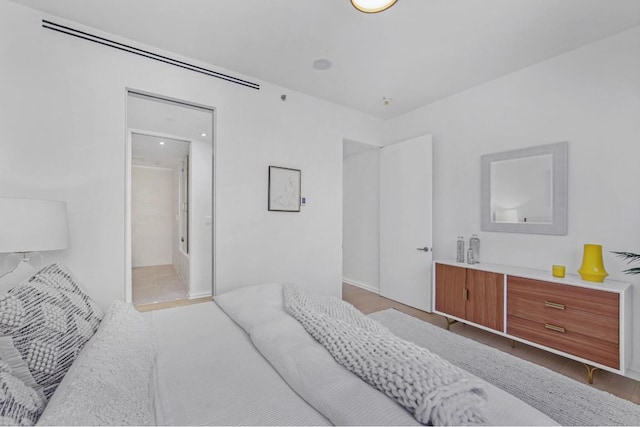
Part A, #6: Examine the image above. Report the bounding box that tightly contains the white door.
[380,135,433,312]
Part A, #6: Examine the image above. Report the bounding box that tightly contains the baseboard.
[342,277,380,294]
[625,367,640,381]
[187,291,212,299]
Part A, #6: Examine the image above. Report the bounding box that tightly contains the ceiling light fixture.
[201,132,207,137]
[381,97,392,106]
[351,0,397,14]
[159,141,165,145]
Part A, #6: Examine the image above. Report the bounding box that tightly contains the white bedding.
[149,283,558,426]
[149,299,330,426]
[215,283,559,426]
[216,283,420,426]
[37,302,156,426]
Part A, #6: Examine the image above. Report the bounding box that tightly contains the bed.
[0,264,557,426]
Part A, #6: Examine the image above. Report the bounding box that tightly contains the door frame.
[124,89,216,303]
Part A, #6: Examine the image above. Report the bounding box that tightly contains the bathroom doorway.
[131,134,190,305]
[126,91,214,308]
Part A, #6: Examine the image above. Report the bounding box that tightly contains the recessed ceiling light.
[159,141,165,145]
[313,59,332,71]
[381,97,392,106]
[201,132,207,137]
[351,0,397,14]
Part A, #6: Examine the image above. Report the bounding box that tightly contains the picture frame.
[268,166,301,212]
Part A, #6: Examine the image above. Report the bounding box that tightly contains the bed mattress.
[149,302,330,425]
[149,283,558,426]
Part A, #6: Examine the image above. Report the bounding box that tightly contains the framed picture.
[268,166,301,212]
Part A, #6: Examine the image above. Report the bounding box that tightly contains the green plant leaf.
[612,251,640,264]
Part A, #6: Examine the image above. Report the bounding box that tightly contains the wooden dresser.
[433,260,632,382]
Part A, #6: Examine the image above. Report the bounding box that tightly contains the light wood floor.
[132,264,188,306]
[342,283,640,404]
[135,296,211,313]
[133,265,212,312]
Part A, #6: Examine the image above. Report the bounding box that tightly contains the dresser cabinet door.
[466,270,504,332]
[434,263,466,319]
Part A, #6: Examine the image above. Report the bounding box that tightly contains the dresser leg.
[584,364,599,384]
[445,317,458,331]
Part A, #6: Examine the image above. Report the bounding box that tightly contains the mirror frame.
[481,141,568,235]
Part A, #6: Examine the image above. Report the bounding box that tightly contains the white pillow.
[37,301,156,426]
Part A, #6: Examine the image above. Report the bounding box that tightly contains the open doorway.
[342,136,434,311]
[131,133,190,305]
[126,91,214,308]
[342,139,381,295]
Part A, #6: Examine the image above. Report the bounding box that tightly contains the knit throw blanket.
[283,284,488,426]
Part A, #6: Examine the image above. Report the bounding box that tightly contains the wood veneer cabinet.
[507,276,620,370]
[433,260,632,382]
[434,263,466,320]
[434,263,503,332]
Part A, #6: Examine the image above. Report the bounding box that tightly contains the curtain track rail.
[42,19,260,91]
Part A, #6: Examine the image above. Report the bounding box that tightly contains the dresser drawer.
[507,276,619,318]
[508,294,619,344]
[507,315,620,369]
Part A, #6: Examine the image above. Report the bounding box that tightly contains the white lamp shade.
[0,198,69,253]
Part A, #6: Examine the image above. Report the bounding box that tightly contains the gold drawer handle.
[545,301,565,310]
[462,288,468,301]
[545,323,566,333]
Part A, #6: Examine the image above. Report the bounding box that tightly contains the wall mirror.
[481,141,568,235]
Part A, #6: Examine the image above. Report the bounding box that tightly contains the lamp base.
[0,252,43,279]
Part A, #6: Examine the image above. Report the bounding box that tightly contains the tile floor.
[132,264,188,306]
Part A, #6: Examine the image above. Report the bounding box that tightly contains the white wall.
[0,1,385,307]
[189,139,213,297]
[342,142,380,292]
[131,166,173,267]
[385,26,640,373]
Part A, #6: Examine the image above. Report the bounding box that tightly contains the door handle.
[416,247,430,252]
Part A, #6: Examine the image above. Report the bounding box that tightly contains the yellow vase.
[578,244,608,283]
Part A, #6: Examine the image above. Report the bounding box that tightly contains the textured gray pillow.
[0,359,46,426]
[0,263,103,400]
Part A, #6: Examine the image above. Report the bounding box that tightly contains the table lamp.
[0,197,69,278]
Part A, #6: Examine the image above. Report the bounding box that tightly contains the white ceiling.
[131,133,189,169]
[127,93,212,168]
[14,0,640,118]
[127,92,213,143]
